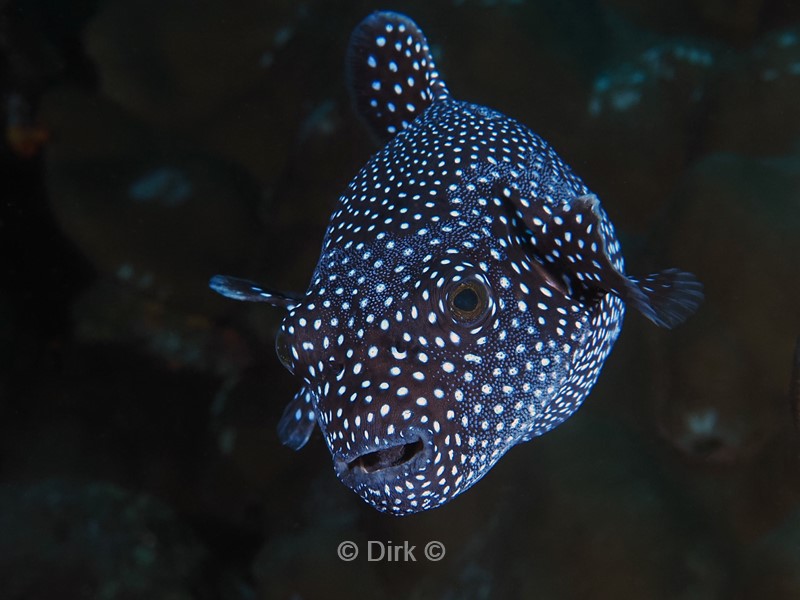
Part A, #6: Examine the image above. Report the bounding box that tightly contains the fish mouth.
[334,429,431,487]
[349,439,425,473]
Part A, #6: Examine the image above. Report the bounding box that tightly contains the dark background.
[1,0,800,598]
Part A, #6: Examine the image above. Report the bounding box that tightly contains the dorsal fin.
[346,11,450,144]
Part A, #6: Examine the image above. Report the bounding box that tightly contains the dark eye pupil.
[453,287,479,312]
[448,279,490,325]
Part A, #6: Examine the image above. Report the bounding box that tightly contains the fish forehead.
[290,97,594,331]
[326,99,592,248]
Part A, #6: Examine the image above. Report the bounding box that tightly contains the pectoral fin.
[512,192,703,328]
[277,388,317,451]
[209,275,301,309]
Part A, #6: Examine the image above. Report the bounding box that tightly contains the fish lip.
[333,427,432,486]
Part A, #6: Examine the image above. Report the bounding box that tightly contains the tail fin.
[624,268,704,329]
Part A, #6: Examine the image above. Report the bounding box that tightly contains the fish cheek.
[373,330,457,426]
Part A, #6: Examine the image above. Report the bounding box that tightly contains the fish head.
[273,197,595,513]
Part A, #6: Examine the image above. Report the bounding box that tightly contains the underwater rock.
[84,0,299,127]
[579,21,800,229]
[651,322,773,464]
[72,279,255,377]
[253,472,387,600]
[0,293,12,370]
[646,151,800,466]
[737,507,800,599]
[599,0,771,41]
[41,87,266,313]
[0,480,207,600]
[583,36,720,227]
[790,337,800,434]
[5,93,50,159]
[687,0,765,40]
[505,415,725,600]
[429,1,602,163]
[207,365,305,488]
[82,0,343,188]
[588,40,717,119]
[0,340,222,494]
[707,26,800,155]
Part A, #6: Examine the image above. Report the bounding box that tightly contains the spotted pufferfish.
[211,11,703,515]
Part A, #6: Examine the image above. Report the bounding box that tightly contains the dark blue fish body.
[211,12,703,515]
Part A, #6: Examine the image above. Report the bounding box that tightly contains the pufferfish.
[210,11,703,515]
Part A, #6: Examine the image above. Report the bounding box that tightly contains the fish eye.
[275,329,295,374]
[447,279,490,325]
[453,286,479,312]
